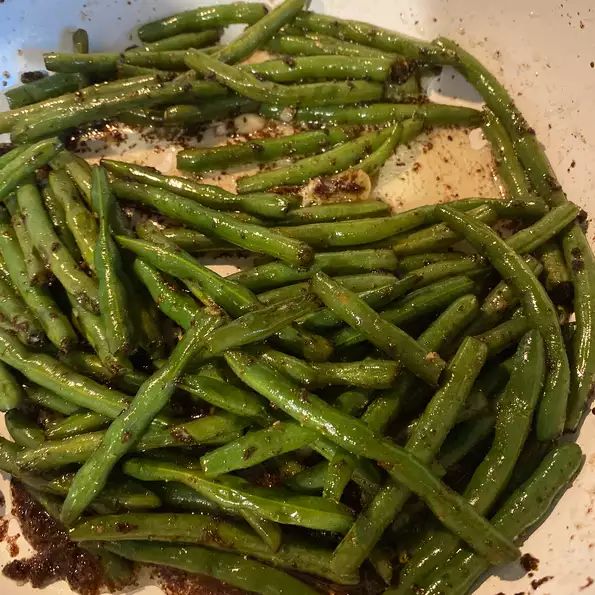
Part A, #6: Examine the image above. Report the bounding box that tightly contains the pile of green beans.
[0,2,591,595]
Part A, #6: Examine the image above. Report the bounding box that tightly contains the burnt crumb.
[521,552,540,572]
[580,577,594,590]
[0,490,5,508]
[121,431,132,443]
[6,533,19,557]
[20,70,46,84]
[115,522,138,534]
[0,143,14,158]
[0,518,9,541]
[312,171,364,199]
[2,482,114,595]
[242,446,257,461]
[531,576,553,590]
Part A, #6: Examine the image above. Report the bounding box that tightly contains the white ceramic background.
[0,1,594,593]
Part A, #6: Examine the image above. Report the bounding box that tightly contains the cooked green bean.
[24,386,79,416]
[214,0,306,64]
[0,138,63,201]
[17,413,246,472]
[61,311,221,524]
[312,272,445,385]
[332,337,487,573]
[71,512,355,585]
[267,102,481,127]
[17,180,99,313]
[5,72,87,109]
[482,109,530,199]
[106,540,318,595]
[439,206,569,440]
[124,457,354,533]
[111,180,313,266]
[358,121,419,174]
[45,411,110,439]
[247,55,408,83]
[40,184,82,261]
[0,361,24,411]
[291,11,453,63]
[177,126,350,172]
[72,28,89,53]
[537,240,573,304]
[141,29,222,52]
[186,50,389,107]
[0,267,45,347]
[164,97,260,126]
[397,330,545,592]
[0,222,77,351]
[91,166,133,356]
[138,3,268,42]
[284,200,390,225]
[259,349,399,389]
[103,158,300,219]
[412,442,583,595]
[229,249,398,291]
[396,252,470,273]
[225,349,518,564]
[48,169,98,271]
[236,128,393,193]
[5,409,45,447]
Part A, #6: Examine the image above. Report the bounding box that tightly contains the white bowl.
[0,1,593,593]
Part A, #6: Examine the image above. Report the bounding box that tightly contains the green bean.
[0,268,45,346]
[225,349,517,564]
[396,252,470,273]
[91,166,133,356]
[5,196,49,285]
[236,128,393,193]
[362,294,479,433]
[61,313,221,524]
[474,311,530,357]
[414,443,583,595]
[48,169,98,271]
[284,200,390,225]
[133,259,200,329]
[11,78,228,144]
[405,256,489,288]
[124,457,354,533]
[397,330,545,592]
[563,226,595,430]
[0,223,77,351]
[186,50,391,108]
[0,138,63,201]
[0,361,24,411]
[300,276,417,332]
[260,349,398,389]
[464,256,543,335]
[291,11,452,63]
[46,411,110,439]
[312,272,445,384]
[358,121,420,174]
[72,28,89,53]
[200,420,314,477]
[332,337,487,573]
[17,180,99,313]
[141,29,222,52]
[6,72,87,109]
[5,410,45,447]
[257,272,397,304]
[229,249,398,291]
[0,74,157,134]
[163,97,260,126]
[214,0,306,64]
[265,33,395,58]
[103,158,300,220]
[286,461,327,492]
[40,184,82,261]
[111,180,313,267]
[17,409,244,473]
[269,102,481,127]
[136,221,234,254]
[247,55,406,83]
[506,202,580,254]
[109,540,319,595]
[0,145,30,170]
[177,127,350,172]
[482,109,530,199]
[72,512,355,585]
[537,240,573,304]
[0,328,138,419]
[438,205,569,441]
[69,297,127,375]
[25,386,79,416]
[138,3,268,42]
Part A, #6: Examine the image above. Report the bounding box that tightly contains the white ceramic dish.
[0,1,594,593]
